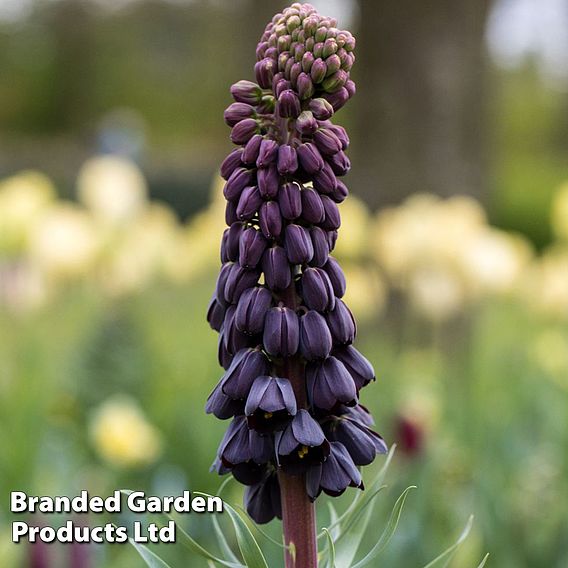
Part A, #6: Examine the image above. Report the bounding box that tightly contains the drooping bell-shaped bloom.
[245,376,297,433]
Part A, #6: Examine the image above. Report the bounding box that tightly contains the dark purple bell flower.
[207,295,226,332]
[263,306,299,358]
[262,246,292,291]
[297,143,324,174]
[216,416,251,466]
[306,356,357,410]
[324,416,387,466]
[322,256,346,297]
[277,146,298,176]
[314,128,342,156]
[223,305,254,355]
[221,148,244,180]
[320,196,341,230]
[276,410,330,475]
[257,139,279,168]
[225,222,243,261]
[224,167,254,202]
[330,179,349,203]
[309,98,334,120]
[245,376,297,433]
[236,186,263,221]
[206,381,245,420]
[284,224,314,265]
[259,201,282,239]
[333,345,375,390]
[242,134,263,165]
[232,461,269,486]
[278,182,302,219]
[218,330,233,370]
[239,227,268,269]
[306,441,362,500]
[299,310,332,361]
[235,286,273,335]
[231,118,259,145]
[215,262,234,305]
[326,299,356,345]
[257,164,279,199]
[301,267,336,312]
[327,230,338,251]
[310,226,330,267]
[296,111,318,135]
[231,80,263,105]
[255,57,276,89]
[224,264,260,304]
[224,102,256,127]
[327,150,351,176]
[278,89,301,118]
[313,161,338,195]
[300,187,325,224]
[244,470,282,524]
[225,201,238,225]
[341,403,376,427]
[222,347,270,400]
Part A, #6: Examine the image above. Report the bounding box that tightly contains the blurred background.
[1,0,567,566]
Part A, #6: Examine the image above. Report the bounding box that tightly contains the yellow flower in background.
[0,171,56,254]
[333,195,371,260]
[77,156,148,225]
[89,395,162,469]
[551,182,568,241]
[28,203,100,279]
[342,262,387,321]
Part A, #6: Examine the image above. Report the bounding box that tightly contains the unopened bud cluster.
[207,3,386,524]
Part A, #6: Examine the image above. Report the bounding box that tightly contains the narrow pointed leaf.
[212,513,241,564]
[129,539,173,568]
[421,515,474,568]
[322,528,336,568]
[477,553,490,567]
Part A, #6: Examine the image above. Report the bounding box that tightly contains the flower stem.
[278,282,319,568]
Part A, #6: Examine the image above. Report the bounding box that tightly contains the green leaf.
[327,503,341,541]
[196,492,268,568]
[128,539,173,568]
[212,513,241,564]
[477,553,490,567]
[322,528,336,568]
[421,515,474,568]
[351,485,416,568]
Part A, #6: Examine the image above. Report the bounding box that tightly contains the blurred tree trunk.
[351,0,493,209]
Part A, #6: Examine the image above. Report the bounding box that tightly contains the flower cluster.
[206,3,386,524]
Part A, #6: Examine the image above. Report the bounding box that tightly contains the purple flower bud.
[333,345,375,390]
[330,179,349,203]
[224,264,260,304]
[326,299,356,345]
[255,57,276,89]
[290,62,302,88]
[327,230,338,251]
[244,471,282,524]
[322,256,346,297]
[306,357,357,410]
[216,416,251,465]
[310,58,327,83]
[239,228,268,269]
[284,224,314,264]
[245,376,297,433]
[297,72,315,100]
[259,201,283,239]
[314,128,342,156]
[224,305,254,354]
[313,162,338,194]
[300,186,325,224]
[225,201,238,225]
[306,441,362,500]
[263,306,300,357]
[324,417,387,466]
[206,381,245,420]
[221,148,244,180]
[315,26,327,43]
[310,226,330,267]
[277,145,299,175]
[309,98,334,120]
[327,149,351,176]
[301,267,335,312]
[320,195,341,230]
[257,164,280,199]
[297,143,324,174]
[231,80,263,105]
[276,410,330,474]
[345,79,356,97]
[224,102,256,127]
[256,41,269,60]
[302,51,315,73]
[323,38,338,59]
[296,110,318,135]
[225,222,243,260]
[231,118,259,145]
[299,310,333,361]
[242,134,263,165]
[235,286,273,334]
[215,262,233,305]
[262,246,292,291]
[324,53,341,75]
[222,347,270,400]
[278,34,292,53]
[236,186,263,221]
[207,295,226,332]
[275,78,291,98]
[218,330,233,369]
[313,42,324,59]
[303,15,319,36]
[322,70,348,93]
[224,167,254,202]
[278,182,302,219]
[278,89,301,118]
[322,87,350,111]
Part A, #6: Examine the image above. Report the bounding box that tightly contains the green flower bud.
[305,37,315,52]
[278,34,292,52]
[315,26,327,43]
[287,14,301,33]
[323,38,338,58]
[303,16,318,36]
[313,42,324,59]
[325,54,341,75]
[322,70,348,93]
